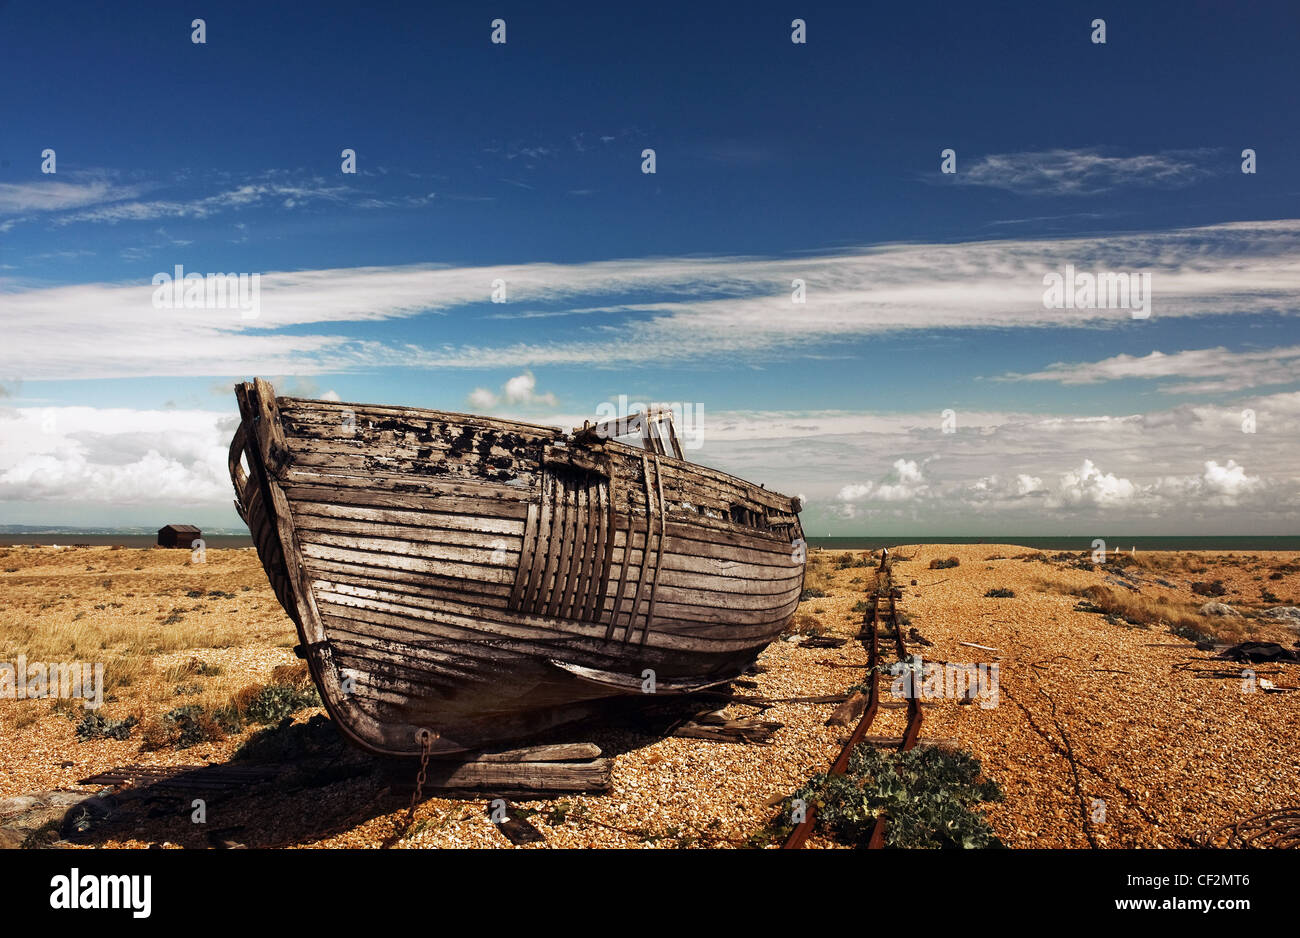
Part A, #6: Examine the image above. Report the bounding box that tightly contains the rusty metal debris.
[1216,641,1300,664]
[486,799,546,846]
[1194,806,1300,848]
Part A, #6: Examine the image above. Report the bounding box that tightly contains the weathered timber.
[827,690,868,726]
[671,717,782,744]
[410,759,612,793]
[429,743,602,763]
[232,379,806,757]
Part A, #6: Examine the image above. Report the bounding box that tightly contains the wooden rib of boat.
[230,378,805,756]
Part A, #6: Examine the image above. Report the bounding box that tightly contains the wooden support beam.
[405,759,613,793]
[429,743,602,763]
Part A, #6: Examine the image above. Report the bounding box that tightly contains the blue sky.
[2,0,1299,535]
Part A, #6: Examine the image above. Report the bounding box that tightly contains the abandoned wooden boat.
[230,379,805,756]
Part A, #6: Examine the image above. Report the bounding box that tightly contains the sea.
[808,536,1300,552]
[2,531,1299,552]
[0,534,256,548]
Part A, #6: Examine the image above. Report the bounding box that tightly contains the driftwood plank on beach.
[671,716,782,744]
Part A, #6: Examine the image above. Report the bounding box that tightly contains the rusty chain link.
[402,727,435,834]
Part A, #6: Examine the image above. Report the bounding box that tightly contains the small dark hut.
[157,524,201,548]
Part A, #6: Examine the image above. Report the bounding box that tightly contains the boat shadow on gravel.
[34,695,737,849]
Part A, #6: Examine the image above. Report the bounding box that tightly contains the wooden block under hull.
[399,759,613,794]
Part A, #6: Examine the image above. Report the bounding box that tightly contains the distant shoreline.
[3,533,1299,551]
[0,535,255,548]
[809,536,1300,551]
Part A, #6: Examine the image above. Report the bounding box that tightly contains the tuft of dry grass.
[0,546,303,779]
[801,551,835,595]
[1039,578,1252,643]
[139,669,321,751]
[270,661,311,686]
[783,613,825,638]
[0,613,250,698]
[1109,551,1205,573]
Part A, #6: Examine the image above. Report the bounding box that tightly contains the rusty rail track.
[782,557,923,849]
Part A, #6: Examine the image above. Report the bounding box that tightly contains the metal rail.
[782,557,924,849]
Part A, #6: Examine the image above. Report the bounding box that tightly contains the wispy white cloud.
[3,219,1299,380]
[949,148,1217,196]
[52,180,353,226]
[1,168,443,234]
[998,344,1300,394]
[0,176,144,216]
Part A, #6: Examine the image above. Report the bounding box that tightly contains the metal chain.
[403,728,435,833]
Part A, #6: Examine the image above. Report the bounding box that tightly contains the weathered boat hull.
[231,379,805,755]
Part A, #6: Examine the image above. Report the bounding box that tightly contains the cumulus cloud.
[0,394,1295,533]
[968,473,1046,499]
[1200,459,1260,497]
[1015,474,1044,495]
[837,458,932,512]
[503,372,557,406]
[466,371,558,411]
[0,407,230,505]
[1053,459,1139,507]
[951,453,1271,524]
[467,387,499,409]
[685,393,1300,534]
